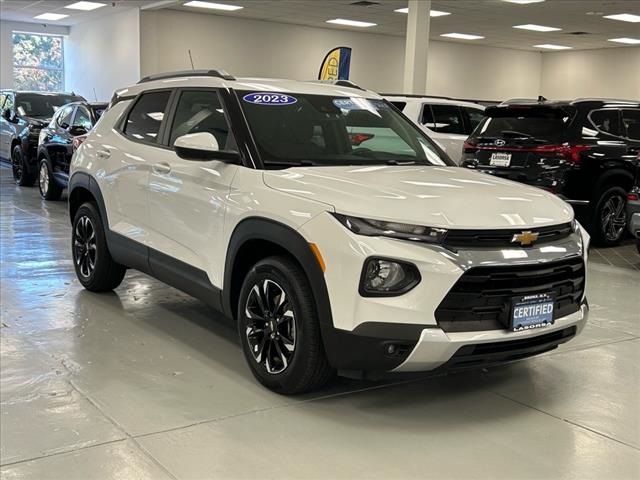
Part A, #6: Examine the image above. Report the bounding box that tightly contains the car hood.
[262,165,573,229]
[24,116,50,128]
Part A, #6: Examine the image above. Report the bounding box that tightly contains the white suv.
[69,70,589,394]
[383,94,486,163]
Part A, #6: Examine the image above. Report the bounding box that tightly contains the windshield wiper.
[501,130,533,138]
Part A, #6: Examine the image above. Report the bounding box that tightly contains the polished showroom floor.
[1,165,639,480]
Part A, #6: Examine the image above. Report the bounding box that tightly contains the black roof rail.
[138,69,235,84]
[309,79,365,91]
[380,93,456,101]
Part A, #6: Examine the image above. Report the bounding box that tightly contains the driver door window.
[168,90,236,151]
[57,106,74,129]
[72,106,92,131]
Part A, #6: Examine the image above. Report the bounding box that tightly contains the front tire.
[591,186,627,247]
[72,202,126,292]
[237,256,334,394]
[38,160,63,201]
[12,145,35,186]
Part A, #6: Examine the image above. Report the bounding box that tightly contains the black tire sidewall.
[237,258,321,393]
[592,186,627,247]
[12,146,24,185]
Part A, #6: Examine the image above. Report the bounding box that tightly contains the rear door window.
[123,90,172,144]
[422,104,464,134]
[462,107,485,134]
[589,109,622,137]
[621,109,640,141]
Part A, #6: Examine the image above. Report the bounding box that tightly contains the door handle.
[152,162,171,175]
[96,149,111,160]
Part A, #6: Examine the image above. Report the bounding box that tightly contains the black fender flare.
[223,216,335,331]
[593,167,634,197]
[67,171,109,226]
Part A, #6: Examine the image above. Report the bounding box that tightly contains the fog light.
[359,258,420,297]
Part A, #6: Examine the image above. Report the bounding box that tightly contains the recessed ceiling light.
[603,13,640,23]
[502,0,545,4]
[514,24,561,32]
[394,8,451,17]
[534,44,572,50]
[65,1,106,10]
[441,33,484,40]
[34,13,70,21]
[183,1,243,11]
[326,18,377,28]
[608,37,640,45]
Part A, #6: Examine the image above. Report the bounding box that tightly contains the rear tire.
[12,145,35,187]
[72,202,126,292]
[237,256,334,394]
[38,160,63,201]
[591,186,627,247]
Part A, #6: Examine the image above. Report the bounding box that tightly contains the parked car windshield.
[238,91,453,168]
[472,106,576,144]
[15,93,84,118]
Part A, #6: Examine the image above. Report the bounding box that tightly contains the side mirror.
[70,125,88,136]
[174,132,240,163]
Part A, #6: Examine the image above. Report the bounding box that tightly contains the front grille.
[444,223,572,249]
[435,256,585,332]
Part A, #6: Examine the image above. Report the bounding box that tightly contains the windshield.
[15,94,84,118]
[238,91,452,168]
[472,106,576,143]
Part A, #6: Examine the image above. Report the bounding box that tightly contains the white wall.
[140,10,542,101]
[541,47,640,100]
[0,21,69,89]
[65,8,140,101]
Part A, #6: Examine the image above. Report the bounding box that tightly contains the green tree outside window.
[12,33,64,91]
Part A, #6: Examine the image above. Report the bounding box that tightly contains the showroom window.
[124,91,172,144]
[169,90,235,149]
[421,104,465,134]
[12,32,64,91]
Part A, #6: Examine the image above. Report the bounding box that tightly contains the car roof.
[498,98,639,108]
[11,91,81,96]
[115,72,380,99]
[382,94,485,109]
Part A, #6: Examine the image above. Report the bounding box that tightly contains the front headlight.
[331,213,447,244]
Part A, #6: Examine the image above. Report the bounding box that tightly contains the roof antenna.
[188,49,195,70]
[537,95,547,102]
[93,88,98,102]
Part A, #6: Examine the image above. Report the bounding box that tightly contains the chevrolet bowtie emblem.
[512,230,539,246]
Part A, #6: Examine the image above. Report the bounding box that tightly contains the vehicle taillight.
[463,140,478,153]
[72,135,87,152]
[629,192,639,201]
[528,144,590,164]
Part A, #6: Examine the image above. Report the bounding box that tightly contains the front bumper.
[394,302,588,372]
[299,212,590,373]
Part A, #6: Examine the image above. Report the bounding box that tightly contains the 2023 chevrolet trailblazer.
[68,70,590,394]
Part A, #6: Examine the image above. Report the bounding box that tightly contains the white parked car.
[69,71,589,394]
[383,94,486,163]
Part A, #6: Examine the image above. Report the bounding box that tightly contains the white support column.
[402,0,431,94]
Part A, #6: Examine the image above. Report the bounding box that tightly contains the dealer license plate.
[510,293,554,331]
[490,152,512,167]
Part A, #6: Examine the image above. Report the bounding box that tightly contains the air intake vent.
[350,1,380,6]
[566,31,591,35]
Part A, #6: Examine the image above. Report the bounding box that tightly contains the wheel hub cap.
[601,195,626,241]
[245,279,296,375]
[73,216,97,278]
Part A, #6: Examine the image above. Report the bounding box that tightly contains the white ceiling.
[1,0,639,51]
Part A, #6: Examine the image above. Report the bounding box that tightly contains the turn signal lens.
[360,258,421,296]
